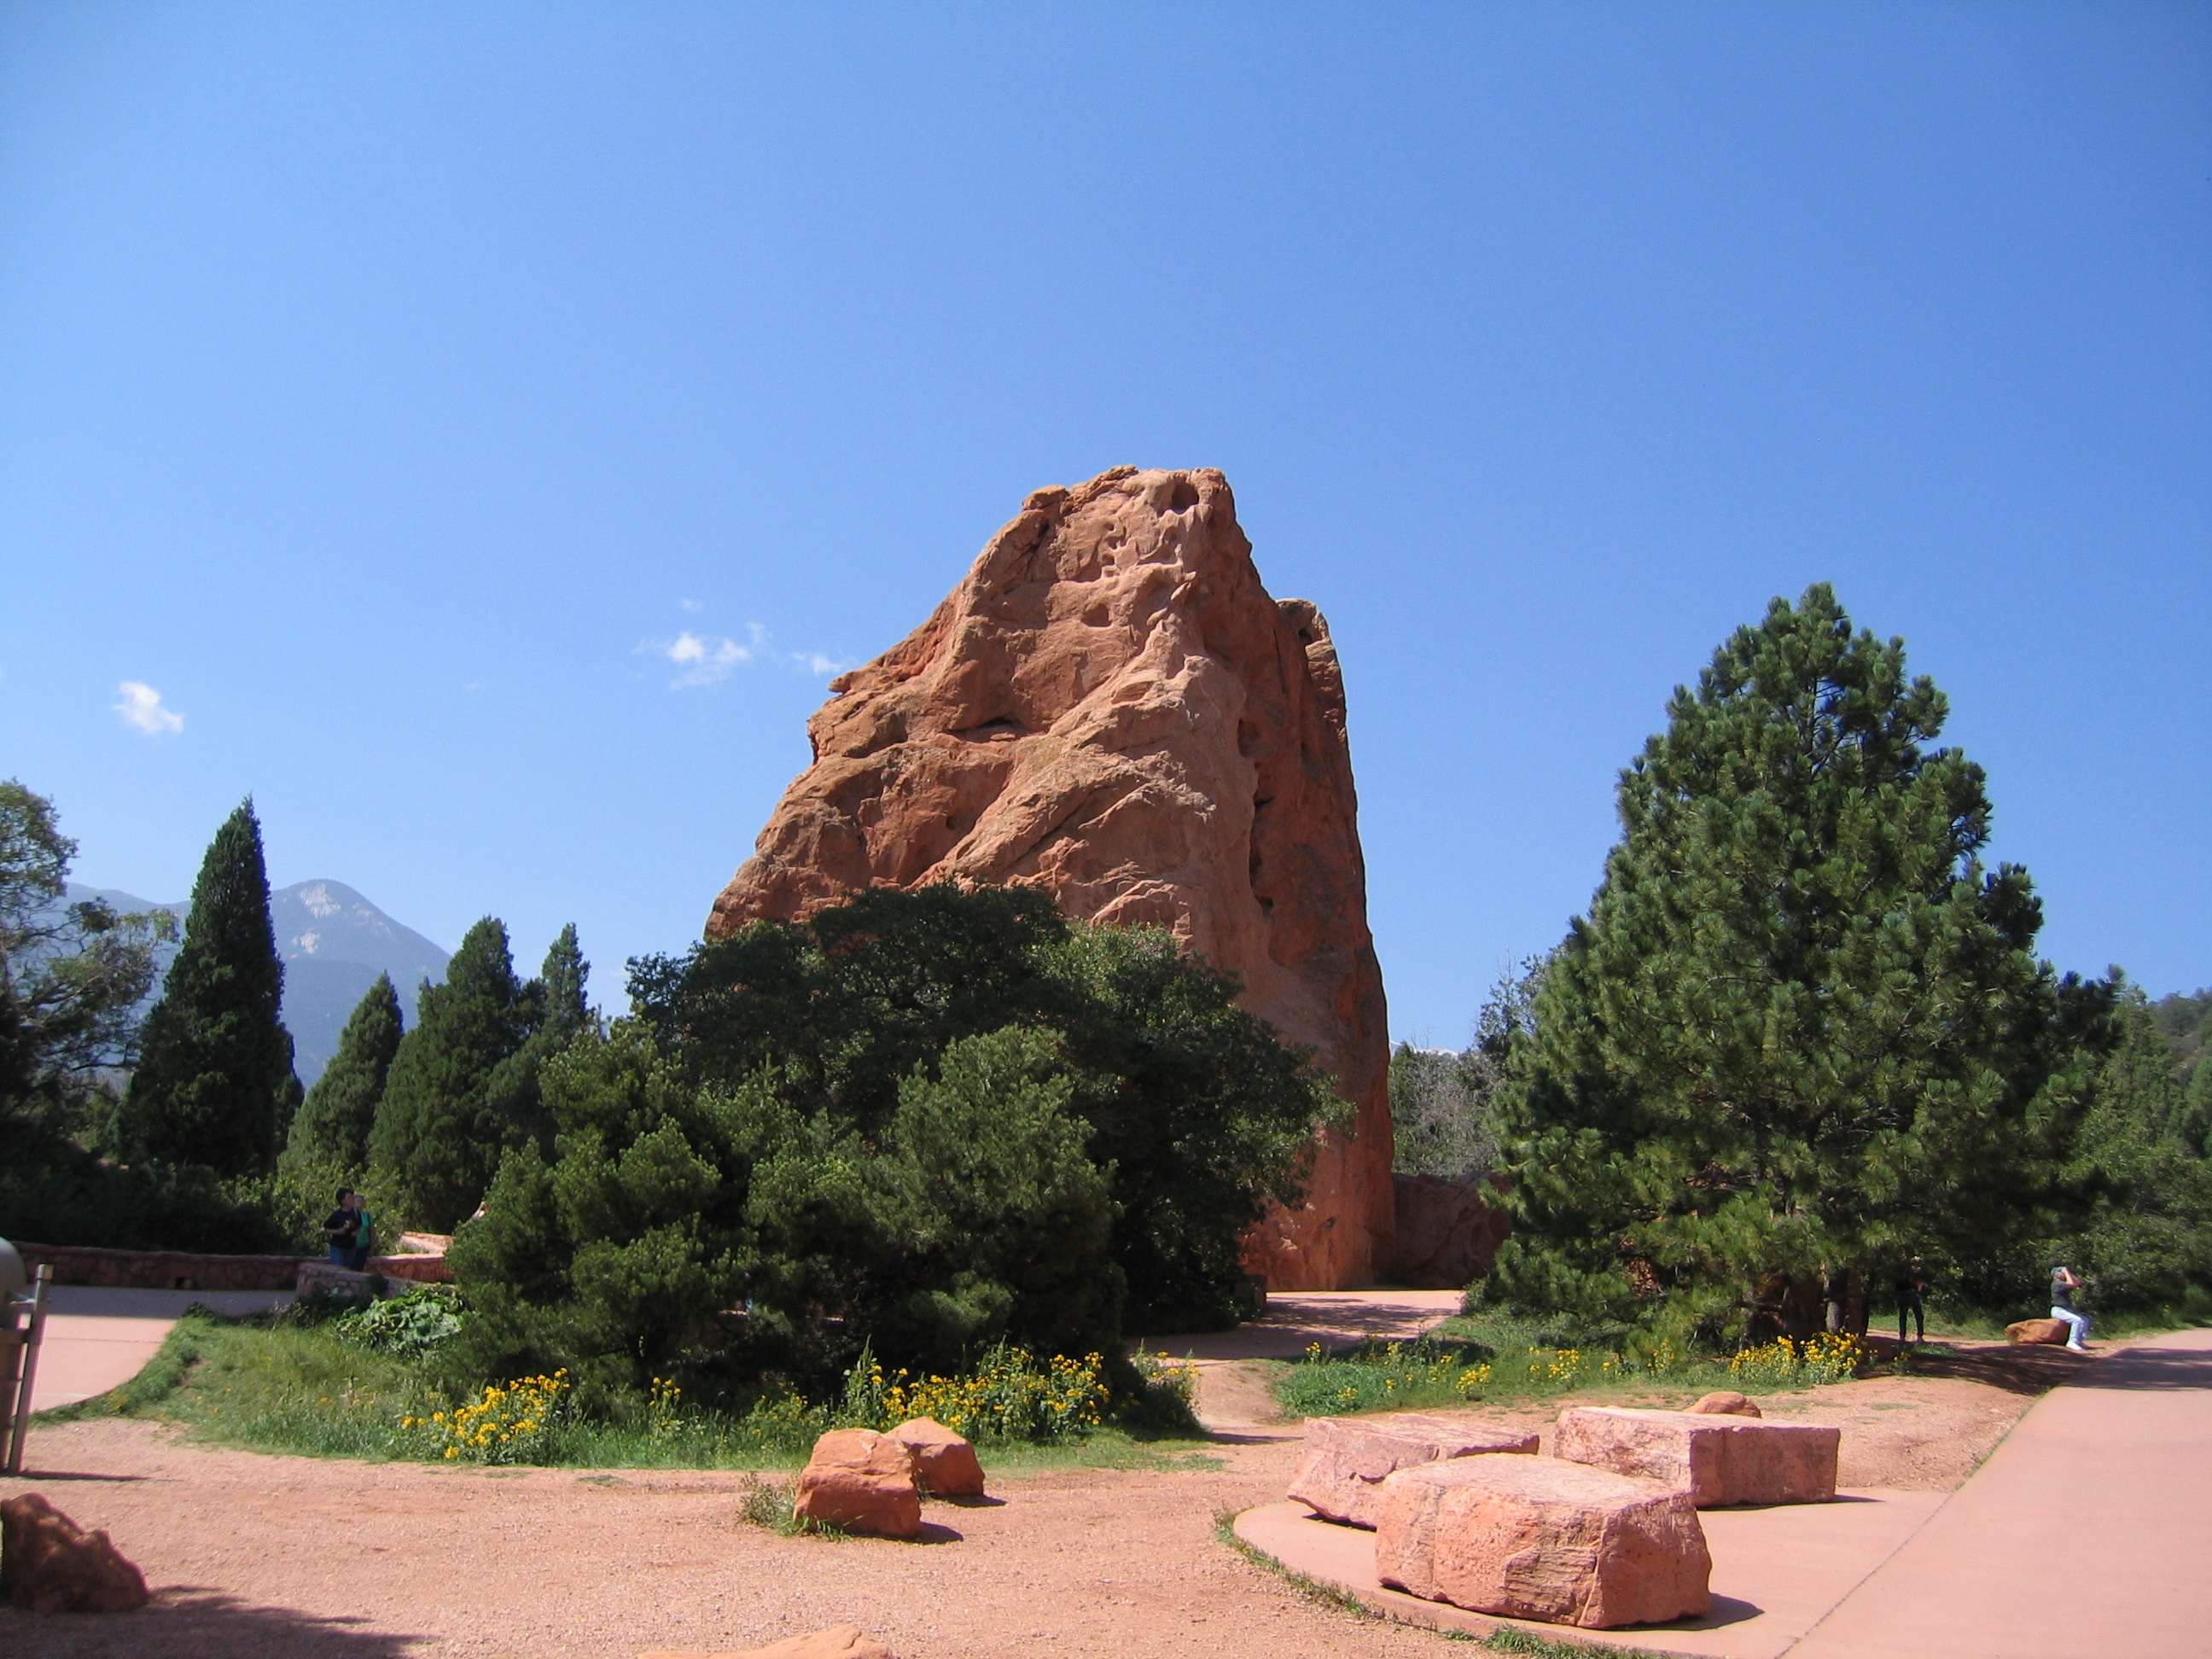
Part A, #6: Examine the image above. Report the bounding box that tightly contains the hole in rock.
[1168,478,1201,511]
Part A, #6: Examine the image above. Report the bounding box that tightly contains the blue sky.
[3,3,2206,1040]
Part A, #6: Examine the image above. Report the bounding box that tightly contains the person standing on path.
[1895,1258,1930,1345]
[2050,1264,2091,1351]
[322,1189,359,1266]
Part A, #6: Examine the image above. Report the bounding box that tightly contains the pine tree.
[538,923,588,1038]
[114,800,299,1176]
[282,973,404,1178]
[368,917,533,1231]
[475,923,591,1161]
[2051,989,2212,1309]
[1487,585,2110,1343]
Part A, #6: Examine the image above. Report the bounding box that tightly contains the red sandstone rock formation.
[793,1429,923,1538]
[887,1417,987,1498]
[707,467,1393,1289]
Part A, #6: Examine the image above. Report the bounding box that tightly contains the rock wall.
[707,466,1394,1289]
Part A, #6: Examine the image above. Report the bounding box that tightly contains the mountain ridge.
[69,879,451,1086]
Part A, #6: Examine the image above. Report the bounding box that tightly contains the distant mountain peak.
[67,877,451,1085]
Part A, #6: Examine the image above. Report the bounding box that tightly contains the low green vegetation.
[49,1299,1209,1474]
[1271,1313,1873,1419]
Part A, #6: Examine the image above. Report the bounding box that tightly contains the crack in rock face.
[707,466,1394,1290]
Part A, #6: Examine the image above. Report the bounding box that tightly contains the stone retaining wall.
[9,1242,314,1292]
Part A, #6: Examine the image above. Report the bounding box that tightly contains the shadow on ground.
[1867,1339,2099,1397]
[3,1589,428,1658]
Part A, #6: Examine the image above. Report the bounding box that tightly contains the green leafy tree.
[630,884,1338,1334]
[452,885,1338,1390]
[2045,987,2212,1311]
[0,781,177,1144]
[369,918,536,1231]
[281,973,403,1179]
[1486,585,2110,1344]
[114,800,299,1177]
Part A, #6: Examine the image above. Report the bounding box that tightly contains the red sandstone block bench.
[1554,1405,1839,1506]
[1375,1453,1712,1628]
[1289,1412,1540,1528]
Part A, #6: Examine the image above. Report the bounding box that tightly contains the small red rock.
[793,1430,923,1539]
[886,1417,987,1498]
[0,1493,150,1614]
[1684,1391,1762,1417]
[2007,1318,2072,1346]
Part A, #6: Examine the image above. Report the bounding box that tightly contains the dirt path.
[0,1340,2070,1659]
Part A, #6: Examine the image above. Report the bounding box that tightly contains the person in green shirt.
[347,1192,375,1272]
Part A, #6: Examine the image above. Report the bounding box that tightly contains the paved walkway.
[1238,1324,2212,1657]
[25,1286,292,1412]
[1790,1323,2212,1659]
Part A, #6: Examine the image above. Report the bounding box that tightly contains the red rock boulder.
[1553,1406,1838,1507]
[792,1430,922,1539]
[1288,1412,1540,1528]
[1386,1174,1512,1289]
[1683,1391,1762,1417]
[1374,1455,1711,1629]
[0,1493,150,1613]
[2007,1318,2071,1346]
[886,1417,986,1498]
[640,1626,896,1659]
[706,468,1394,1291]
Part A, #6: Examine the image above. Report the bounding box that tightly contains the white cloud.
[654,630,752,689]
[680,597,701,613]
[114,680,183,736]
[641,623,843,688]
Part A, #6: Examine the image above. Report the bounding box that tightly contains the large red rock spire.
[707,466,1394,1289]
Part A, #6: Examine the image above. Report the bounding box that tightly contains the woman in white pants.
[2050,1265,2091,1351]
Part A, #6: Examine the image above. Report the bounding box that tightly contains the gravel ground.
[1,1340,2071,1659]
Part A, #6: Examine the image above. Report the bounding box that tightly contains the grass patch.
[1481,1628,1674,1658]
[1212,1506,1377,1621]
[49,1308,1220,1474]
[1274,1309,1883,1419]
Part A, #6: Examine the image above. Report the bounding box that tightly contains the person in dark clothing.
[1894,1258,1930,1344]
[323,1188,360,1266]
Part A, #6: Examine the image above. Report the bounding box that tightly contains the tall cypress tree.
[368,917,533,1231]
[1487,585,2111,1343]
[282,973,404,1179]
[538,923,588,1038]
[115,800,299,1176]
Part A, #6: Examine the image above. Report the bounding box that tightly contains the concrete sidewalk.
[1790,1324,2212,1659]
[26,1286,293,1412]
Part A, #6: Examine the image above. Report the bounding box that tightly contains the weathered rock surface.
[707,467,1394,1289]
[2007,1318,2072,1346]
[1684,1391,1762,1417]
[1,1493,150,1614]
[640,1626,897,1659]
[792,1430,923,1539]
[1554,1406,1839,1507]
[1386,1173,1511,1289]
[887,1417,987,1498]
[1288,1412,1540,1528]
[1373,1456,1712,1629]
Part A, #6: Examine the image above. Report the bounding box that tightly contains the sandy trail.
[0,1339,2066,1658]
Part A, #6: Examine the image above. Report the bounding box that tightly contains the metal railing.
[1,1239,54,1476]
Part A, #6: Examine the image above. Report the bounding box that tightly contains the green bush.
[332,1285,463,1359]
[451,886,1341,1396]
